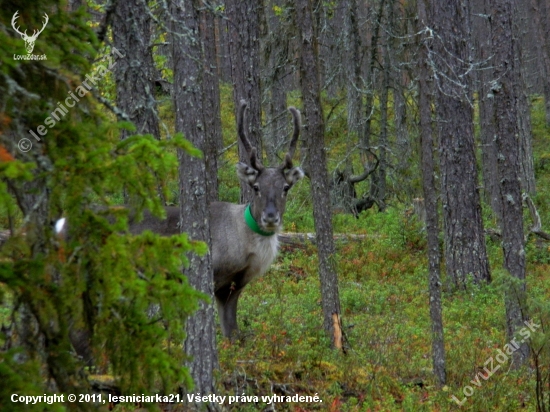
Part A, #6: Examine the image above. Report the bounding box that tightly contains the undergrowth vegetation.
[212,93,550,411]
[1,72,548,410]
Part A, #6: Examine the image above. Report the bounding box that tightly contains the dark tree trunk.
[344,0,363,175]
[217,13,232,83]
[225,0,263,203]
[392,2,410,193]
[111,0,164,205]
[263,0,289,165]
[112,0,160,140]
[363,0,386,210]
[479,82,500,216]
[376,15,392,212]
[510,0,536,195]
[514,65,537,195]
[295,0,342,348]
[431,0,490,288]
[487,0,529,368]
[533,0,550,124]
[393,82,410,191]
[201,4,222,204]
[417,0,446,386]
[171,0,219,402]
[474,4,501,218]
[267,75,288,164]
[320,2,345,97]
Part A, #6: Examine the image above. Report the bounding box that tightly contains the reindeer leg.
[215,285,244,339]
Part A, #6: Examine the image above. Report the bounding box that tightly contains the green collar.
[244,204,275,236]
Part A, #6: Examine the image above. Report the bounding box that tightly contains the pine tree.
[0,2,205,406]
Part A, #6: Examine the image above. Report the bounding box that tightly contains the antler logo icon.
[11,11,49,54]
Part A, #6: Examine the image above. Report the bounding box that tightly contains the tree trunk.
[376,13,392,212]
[171,0,219,403]
[217,13,232,83]
[417,0,446,386]
[263,0,289,165]
[431,0,491,288]
[362,0,386,210]
[112,0,160,140]
[510,0,536,195]
[344,0,363,176]
[320,2,345,97]
[532,0,550,125]
[392,1,410,196]
[487,0,529,368]
[111,0,164,205]
[474,6,501,219]
[394,82,410,193]
[201,4,222,204]
[515,83,536,195]
[295,0,342,348]
[225,0,263,203]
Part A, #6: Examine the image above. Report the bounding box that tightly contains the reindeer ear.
[236,162,259,185]
[284,167,304,186]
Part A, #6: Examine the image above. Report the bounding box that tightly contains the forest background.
[1,0,550,411]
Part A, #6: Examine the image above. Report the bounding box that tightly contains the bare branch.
[349,149,379,183]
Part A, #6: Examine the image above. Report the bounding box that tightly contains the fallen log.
[278,232,368,249]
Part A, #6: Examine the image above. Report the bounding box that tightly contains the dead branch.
[523,193,550,241]
[349,149,380,183]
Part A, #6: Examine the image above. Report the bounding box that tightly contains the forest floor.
[213,208,550,412]
[209,95,550,411]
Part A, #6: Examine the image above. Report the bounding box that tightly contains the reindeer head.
[12,11,49,54]
[236,101,304,234]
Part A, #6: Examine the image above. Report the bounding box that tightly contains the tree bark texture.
[376,14,392,212]
[473,3,501,219]
[487,0,529,368]
[171,0,219,401]
[295,0,342,346]
[225,0,263,203]
[531,0,550,124]
[431,0,491,287]
[417,0,446,386]
[392,2,411,194]
[263,0,290,165]
[112,0,160,140]
[344,0,363,174]
[201,4,222,204]
[363,0,386,210]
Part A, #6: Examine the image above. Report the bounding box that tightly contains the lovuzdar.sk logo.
[11,10,48,61]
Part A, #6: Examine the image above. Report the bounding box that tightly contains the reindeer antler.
[237,100,264,171]
[281,107,301,170]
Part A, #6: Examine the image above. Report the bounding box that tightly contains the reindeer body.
[124,101,303,338]
[210,202,280,337]
[130,202,280,337]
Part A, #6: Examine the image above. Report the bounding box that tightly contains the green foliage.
[0,2,205,408]
[1,1,549,410]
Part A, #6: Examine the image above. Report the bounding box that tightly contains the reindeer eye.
[283,184,290,193]
[253,184,260,192]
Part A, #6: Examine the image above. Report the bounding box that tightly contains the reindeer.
[58,101,303,338]
[11,11,49,54]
